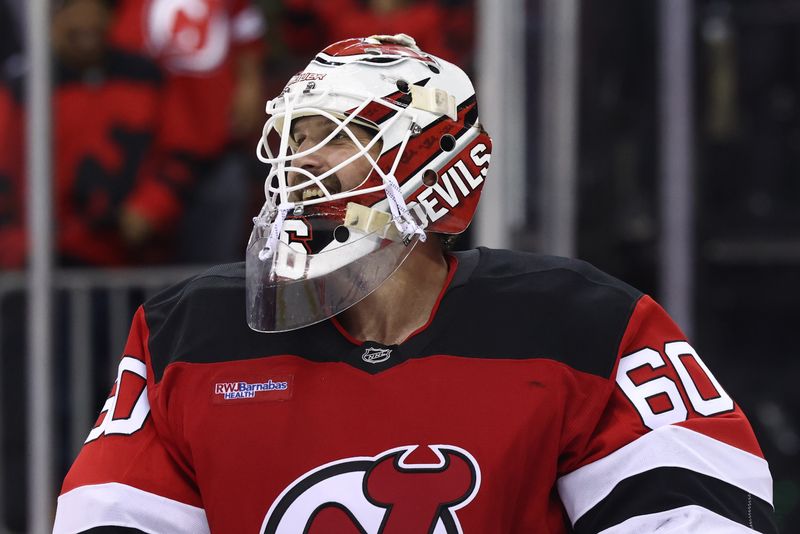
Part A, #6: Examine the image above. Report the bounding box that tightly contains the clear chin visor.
[245,211,419,333]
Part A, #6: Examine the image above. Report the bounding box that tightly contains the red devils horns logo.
[260,445,481,534]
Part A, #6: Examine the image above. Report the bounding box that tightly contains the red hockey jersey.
[54,248,777,533]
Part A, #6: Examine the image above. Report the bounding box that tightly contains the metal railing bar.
[107,289,130,381]
[68,288,93,460]
[54,265,208,290]
[26,0,55,527]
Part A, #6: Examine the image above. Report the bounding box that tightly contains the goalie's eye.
[330,130,352,144]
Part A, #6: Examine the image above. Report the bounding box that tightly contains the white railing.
[0,266,208,534]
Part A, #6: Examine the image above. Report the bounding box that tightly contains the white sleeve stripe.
[53,482,210,534]
[597,505,764,533]
[557,425,774,524]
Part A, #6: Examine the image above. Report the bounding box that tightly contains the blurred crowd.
[0,0,474,269]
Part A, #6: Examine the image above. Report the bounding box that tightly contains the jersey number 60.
[616,341,734,430]
[85,356,150,443]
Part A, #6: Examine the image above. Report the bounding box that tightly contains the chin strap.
[383,175,427,244]
[381,125,427,244]
[256,202,294,261]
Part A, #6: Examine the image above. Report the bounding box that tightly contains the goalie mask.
[246,34,493,332]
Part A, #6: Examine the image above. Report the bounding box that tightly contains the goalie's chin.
[245,227,419,333]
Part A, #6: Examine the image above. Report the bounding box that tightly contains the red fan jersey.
[0,81,25,268]
[281,0,473,66]
[54,51,164,265]
[54,249,777,533]
[0,50,164,267]
[109,0,265,157]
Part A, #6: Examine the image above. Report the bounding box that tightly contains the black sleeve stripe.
[82,528,149,534]
[573,466,778,534]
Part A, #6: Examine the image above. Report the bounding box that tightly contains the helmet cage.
[255,85,418,218]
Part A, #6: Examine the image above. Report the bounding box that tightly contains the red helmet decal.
[319,38,439,69]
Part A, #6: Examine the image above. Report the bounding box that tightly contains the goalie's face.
[287,116,382,203]
[246,111,420,333]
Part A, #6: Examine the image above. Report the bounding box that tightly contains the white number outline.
[616,342,734,430]
[85,356,150,443]
[664,341,734,416]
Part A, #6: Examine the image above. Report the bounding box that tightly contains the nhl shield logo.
[362,347,392,364]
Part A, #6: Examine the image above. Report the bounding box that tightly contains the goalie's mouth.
[289,174,343,203]
[300,186,330,201]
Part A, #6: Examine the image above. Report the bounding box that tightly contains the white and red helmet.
[246,34,492,332]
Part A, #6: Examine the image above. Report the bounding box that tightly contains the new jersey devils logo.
[261,445,480,534]
[146,0,230,73]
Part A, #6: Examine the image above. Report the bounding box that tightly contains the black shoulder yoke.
[430,248,644,377]
[143,250,644,381]
[142,263,342,381]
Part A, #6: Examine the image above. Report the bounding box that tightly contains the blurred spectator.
[0,0,166,268]
[0,0,24,270]
[0,0,23,79]
[108,0,267,263]
[0,78,24,269]
[279,0,474,66]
